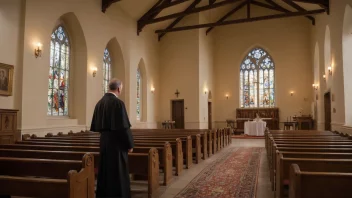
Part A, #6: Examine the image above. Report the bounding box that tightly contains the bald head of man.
[108,78,123,96]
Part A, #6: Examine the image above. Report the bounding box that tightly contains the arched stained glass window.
[48,26,70,116]
[136,68,141,121]
[240,48,275,108]
[103,48,112,94]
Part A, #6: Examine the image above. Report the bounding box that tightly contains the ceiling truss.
[102,0,121,13]
[104,0,329,40]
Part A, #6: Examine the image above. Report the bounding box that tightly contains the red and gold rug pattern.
[175,147,263,198]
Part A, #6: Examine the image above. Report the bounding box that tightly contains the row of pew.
[0,128,231,198]
[265,129,352,198]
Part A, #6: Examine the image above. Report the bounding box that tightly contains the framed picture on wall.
[0,63,14,96]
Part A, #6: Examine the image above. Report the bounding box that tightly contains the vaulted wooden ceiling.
[102,0,329,40]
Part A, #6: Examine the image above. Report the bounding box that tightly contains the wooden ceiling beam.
[209,0,217,5]
[155,9,326,33]
[283,0,315,25]
[102,0,120,13]
[142,0,190,19]
[291,0,329,13]
[251,1,287,12]
[138,0,172,35]
[264,0,314,25]
[206,1,247,34]
[145,0,245,25]
[158,0,202,40]
[291,0,328,6]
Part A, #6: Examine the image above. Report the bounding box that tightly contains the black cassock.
[90,93,134,198]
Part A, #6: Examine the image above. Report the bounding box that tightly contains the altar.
[244,120,267,136]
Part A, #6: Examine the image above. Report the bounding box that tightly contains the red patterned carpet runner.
[175,147,263,198]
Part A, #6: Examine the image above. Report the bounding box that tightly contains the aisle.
[159,139,272,198]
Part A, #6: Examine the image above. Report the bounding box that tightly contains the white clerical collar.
[108,92,118,98]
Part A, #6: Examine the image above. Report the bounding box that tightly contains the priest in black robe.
[90,79,134,198]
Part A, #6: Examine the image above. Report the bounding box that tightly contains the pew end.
[0,153,95,198]
[289,164,301,198]
[68,153,95,198]
[289,164,352,198]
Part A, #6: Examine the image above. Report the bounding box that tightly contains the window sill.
[47,116,70,120]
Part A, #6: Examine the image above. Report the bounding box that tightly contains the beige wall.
[199,12,214,129]
[0,0,160,136]
[159,13,215,129]
[3,0,352,134]
[0,0,25,126]
[159,15,200,129]
[213,7,313,128]
[311,0,352,133]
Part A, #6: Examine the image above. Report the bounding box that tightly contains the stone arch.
[52,12,87,125]
[137,58,148,122]
[343,4,352,126]
[314,42,320,84]
[324,25,331,83]
[105,37,126,101]
[313,42,320,121]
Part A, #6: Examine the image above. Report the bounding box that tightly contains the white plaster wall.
[0,0,159,136]
[311,0,352,132]
[213,8,313,128]
[342,4,352,127]
[199,12,214,129]
[0,0,25,126]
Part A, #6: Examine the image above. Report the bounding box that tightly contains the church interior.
[0,0,352,197]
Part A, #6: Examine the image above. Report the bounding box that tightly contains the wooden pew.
[0,147,159,198]
[1,141,172,186]
[132,131,209,159]
[133,135,201,164]
[289,164,352,198]
[265,130,352,191]
[276,154,352,198]
[32,134,191,170]
[267,134,347,167]
[270,143,352,190]
[0,153,95,198]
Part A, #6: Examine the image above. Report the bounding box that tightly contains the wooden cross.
[175,89,180,98]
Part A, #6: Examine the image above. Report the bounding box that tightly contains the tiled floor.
[159,139,274,198]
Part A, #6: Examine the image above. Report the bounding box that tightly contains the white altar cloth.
[244,120,267,136]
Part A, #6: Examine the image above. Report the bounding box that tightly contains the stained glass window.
[136,68,141,121]
[240,48,275,108]
[103,48,111,94]
[48,26,70,116]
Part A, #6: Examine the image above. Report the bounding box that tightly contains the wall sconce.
[328,66,332,75]
[312,84,318,91]
[323,74,326,79]
[34,42,42,58]
[290,91,294,96]
[225,94,229,100]
[204,88,208,95]
[92,67,97,77]
[151,87,155,93]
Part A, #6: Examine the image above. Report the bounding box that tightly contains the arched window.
[48,26,70,116]
[103,48,112,94]
[240,48,275,108]
[136,68,141,121]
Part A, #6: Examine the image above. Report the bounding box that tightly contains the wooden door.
[208,102,212,129]
[324,92,332,131]
[171,100,184,129]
